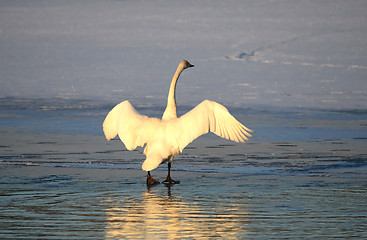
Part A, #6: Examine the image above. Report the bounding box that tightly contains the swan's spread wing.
[175,100,253,151]
[103,100,155,151]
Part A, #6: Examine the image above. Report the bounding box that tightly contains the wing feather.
[102,100,156,151]
[237,125,249,141]
[230,125,240,142]
[175,100,253,151]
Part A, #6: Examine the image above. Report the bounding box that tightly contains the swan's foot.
[147,172,160,186]
[163,175,180,184]
[163,162,180,184]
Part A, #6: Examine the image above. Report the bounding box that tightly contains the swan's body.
[103,60,253,185]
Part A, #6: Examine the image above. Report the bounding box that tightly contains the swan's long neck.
[162,64,185,120]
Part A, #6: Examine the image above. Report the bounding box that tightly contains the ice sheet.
[0,0,366,109]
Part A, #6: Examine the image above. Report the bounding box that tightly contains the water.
[1,0,367,238]
[2,168,366,239]
[0,98,367,239]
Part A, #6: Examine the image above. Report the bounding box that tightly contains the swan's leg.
[163,162,180,184]
[147,171,160,186]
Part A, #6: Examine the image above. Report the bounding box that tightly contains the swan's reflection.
[104,185,248,239]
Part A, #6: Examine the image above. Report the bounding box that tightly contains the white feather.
[175,100,252,152]
[102,60,253,173]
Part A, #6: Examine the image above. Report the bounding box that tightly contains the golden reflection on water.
[104,186,248,239]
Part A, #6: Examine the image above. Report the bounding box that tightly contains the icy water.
[1,0,367,238]
[0,98,367,239]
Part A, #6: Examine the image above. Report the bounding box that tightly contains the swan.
[103,60,253,185]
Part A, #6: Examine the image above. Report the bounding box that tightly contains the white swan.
[103,60,253,185]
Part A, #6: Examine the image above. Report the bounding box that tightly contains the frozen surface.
[1,1,367,239]
[1,0,367,109]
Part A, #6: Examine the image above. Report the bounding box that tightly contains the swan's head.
[180,60,194,69]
